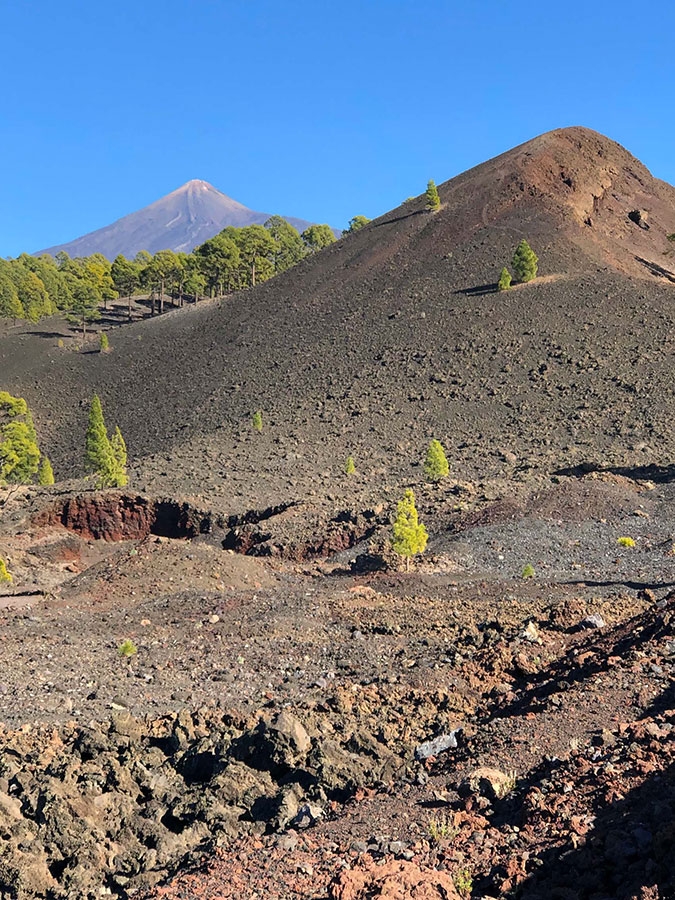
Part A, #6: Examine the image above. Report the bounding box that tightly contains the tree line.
[0,215,372,330]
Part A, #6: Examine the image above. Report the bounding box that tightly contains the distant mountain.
[35,180,319,260]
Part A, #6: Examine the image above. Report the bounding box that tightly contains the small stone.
[521,621,540,643]
[581,614,606,630]
[209,614,220,624]
[414,730,460,761]
[276,832,298,853]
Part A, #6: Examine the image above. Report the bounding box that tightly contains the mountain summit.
[35,181,316,260]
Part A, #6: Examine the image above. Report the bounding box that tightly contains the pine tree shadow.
[454,282,498,296]
[636,255,675,284]
[553,461,675,484]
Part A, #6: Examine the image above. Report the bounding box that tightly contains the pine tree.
[0,274,24,320]
[424,439,449,482]
[392,488,428,570]
[0,392,41,485]
[110,426,128,487]
[512,240,538,283]
[0,558,11,584]
[19,271,51,322]
[99,332,109,352]
[497,267,512,292]
[85,395,122,487]
[425,180,441,212]
[252,410,263,433]
[69,281,101,337]
[345,455,356,475]
[37,456,55,485]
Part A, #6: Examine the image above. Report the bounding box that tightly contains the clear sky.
[2,0,674,256]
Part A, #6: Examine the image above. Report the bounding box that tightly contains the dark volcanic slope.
[35,179,316,259]
[5,127,675,509]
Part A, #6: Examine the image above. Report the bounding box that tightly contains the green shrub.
[617,536,636,547]
[252,410,263,433]
[454,868,473,895]
[512,240,538,282]
[497,267,512,291]
[424,439,449,482]
[522,563,535,579]
[345,455,356,475]
[427,813,457,842]
[99,332,109,352]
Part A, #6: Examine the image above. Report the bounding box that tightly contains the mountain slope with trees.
[4,127,675,510]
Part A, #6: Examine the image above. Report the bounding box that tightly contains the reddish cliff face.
[32,494,212,541]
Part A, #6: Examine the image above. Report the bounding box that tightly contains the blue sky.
[2,0,674,256]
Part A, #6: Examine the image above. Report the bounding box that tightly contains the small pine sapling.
[392,488,428,570]
[252,410,263,433]
[99,332,110,352]
[0,558,11,583]
[512,240,538,283]
[424,439,449,482]
[118,638,137,657]
[425,179,441,212]
[37,456,55,485]
[522,563,535,579]
[497,267,512,291]
[345,455,356,475]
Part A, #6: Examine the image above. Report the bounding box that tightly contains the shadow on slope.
[554,461,675,484]
[462,599,675,898]
[513,692,675,899]
[488,595,674,720]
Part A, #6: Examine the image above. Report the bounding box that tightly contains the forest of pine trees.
[0,217,339,324]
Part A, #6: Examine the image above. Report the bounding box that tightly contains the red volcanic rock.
[329,858,460,900]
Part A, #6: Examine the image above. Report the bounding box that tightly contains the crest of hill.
[6,126,675,505]
[35,179,317,260]
[410,125,675,279]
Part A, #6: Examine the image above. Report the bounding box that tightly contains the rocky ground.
[0,471,673,898]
